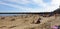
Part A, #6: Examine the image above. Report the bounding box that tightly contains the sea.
[0,14,26,16]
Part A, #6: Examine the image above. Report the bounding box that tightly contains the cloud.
[1,0,31,4]
[31,0,60,12]
[0,0,60,12]
[0,1,36,12]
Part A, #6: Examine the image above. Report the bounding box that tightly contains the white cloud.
[0,1,34,12]
[46,0,60,11]
[34,0,60,12]
[0,0,60,12]
[52,0,60,5]
[3,0,31,4]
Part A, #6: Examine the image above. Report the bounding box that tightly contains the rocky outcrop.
[53,8,60,14]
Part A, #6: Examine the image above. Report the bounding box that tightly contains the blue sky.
[0,0,60,12]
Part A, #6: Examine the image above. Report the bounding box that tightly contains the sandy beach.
[0,14,60,29]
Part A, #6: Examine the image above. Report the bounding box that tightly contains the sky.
[0,0,60,12]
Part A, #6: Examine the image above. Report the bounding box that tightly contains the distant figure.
[35,18,41,24]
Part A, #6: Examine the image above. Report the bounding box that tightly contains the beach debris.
[35,18,41,24]
[9,26,16,28]
[10,18,15,21]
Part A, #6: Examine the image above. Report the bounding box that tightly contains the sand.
[0,14,60,29]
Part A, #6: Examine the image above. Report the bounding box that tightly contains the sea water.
[0,14,25,16]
